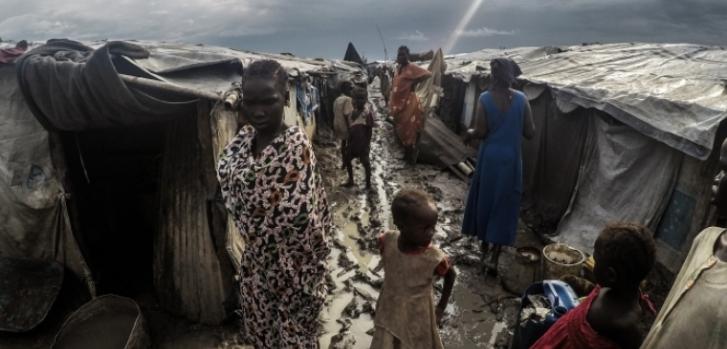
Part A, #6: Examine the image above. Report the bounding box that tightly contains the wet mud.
[53,312,136,349]
[317,83,542,349]
[0,82,543,349]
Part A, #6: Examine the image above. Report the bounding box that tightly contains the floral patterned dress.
[389,63,431,146]
[217,125,332,349]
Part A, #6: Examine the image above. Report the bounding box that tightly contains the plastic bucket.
[499,246,542,295]
[52,294,149,349]
[542,243,586,280]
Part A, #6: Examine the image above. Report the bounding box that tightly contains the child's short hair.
[392,189,436,224]
[339,80,353,94]
[351,87,368,100]
[594,223,656,286]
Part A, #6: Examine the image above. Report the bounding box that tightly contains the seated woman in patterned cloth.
[216,60,332,349]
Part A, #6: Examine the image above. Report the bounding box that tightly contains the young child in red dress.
[371,189,457,349]
[531,223,656,349]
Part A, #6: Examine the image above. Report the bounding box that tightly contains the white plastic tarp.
[555,112,681,253]
[443,43,727,160]
[0,65,93,292]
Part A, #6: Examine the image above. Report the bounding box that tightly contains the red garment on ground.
[0,47,27,64]
[389,63,431,146]
[530,287,619,349]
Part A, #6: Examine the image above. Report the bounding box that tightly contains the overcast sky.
[1,0,725,60]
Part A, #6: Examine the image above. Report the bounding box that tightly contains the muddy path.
[316,83,541,349]
[0,83,538,349]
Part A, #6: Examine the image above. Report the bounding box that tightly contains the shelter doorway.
[61,122,167,297]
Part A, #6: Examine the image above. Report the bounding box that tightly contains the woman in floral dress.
[217,60,331,349]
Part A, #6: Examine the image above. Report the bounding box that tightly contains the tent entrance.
[62,122,168,297]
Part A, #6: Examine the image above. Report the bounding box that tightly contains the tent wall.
[654,147,718,271]
[0,64,93,294]
[441,67,722,272]
[555,112,681,254]
[154,103,231,324]
[284,82,316,140]
[522,90,589,229]
[443,43,727,160]
[438,75,467,134]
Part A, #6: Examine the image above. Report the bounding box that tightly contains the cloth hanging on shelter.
[0,64,94,294]
[522,91,589,225]
[296,81,319,124]
[554,112,680,253]
[415,49,445,114]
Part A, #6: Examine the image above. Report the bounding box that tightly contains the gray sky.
[1,0,725,60]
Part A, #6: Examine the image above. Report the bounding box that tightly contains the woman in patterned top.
[216,60,332,349]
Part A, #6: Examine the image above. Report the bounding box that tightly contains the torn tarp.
[522,91,589,226]
[554,112,681,253]
[0,63,94,295]
[15,39,242,131]
[415,49,475,175]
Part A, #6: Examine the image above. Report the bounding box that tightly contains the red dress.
[530,287,619,349]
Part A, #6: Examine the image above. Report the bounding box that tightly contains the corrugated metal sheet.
[155,112,226,324]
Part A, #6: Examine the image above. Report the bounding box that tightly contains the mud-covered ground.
[0,83,544,349]
[0,288,249,349]
[317,84,546,349]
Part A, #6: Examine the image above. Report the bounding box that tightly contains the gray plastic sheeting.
[554,112,681,253]
[442,43,727,160]
[1,40,360,293]
[0,64,92,292]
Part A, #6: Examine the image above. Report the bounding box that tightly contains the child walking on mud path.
[371,189,457,349]
[343,87,374,189]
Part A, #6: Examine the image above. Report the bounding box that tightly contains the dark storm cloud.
[0,0,724,59]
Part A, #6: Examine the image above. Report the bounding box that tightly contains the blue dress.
[462,90,525,246]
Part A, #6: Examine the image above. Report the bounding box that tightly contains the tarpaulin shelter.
[437,43,727,271]
[0,39,360,326]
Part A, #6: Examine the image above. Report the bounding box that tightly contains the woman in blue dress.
[462,58,535,272]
